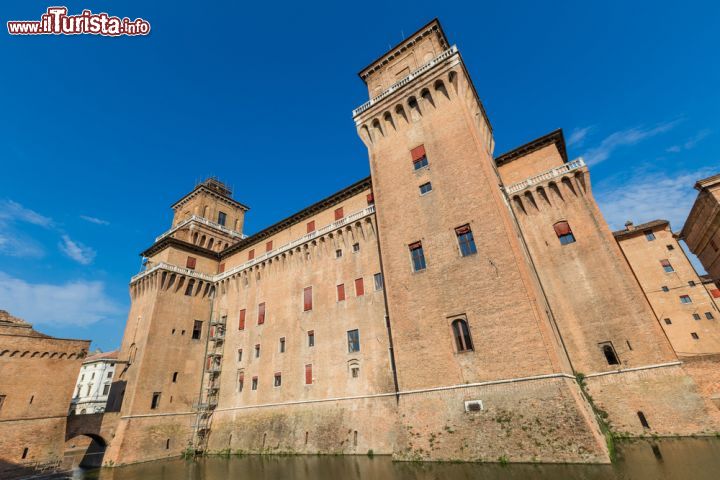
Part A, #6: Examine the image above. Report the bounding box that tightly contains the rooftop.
[84,350,119,363]
[612,219,670,239]
[495,129,568,168]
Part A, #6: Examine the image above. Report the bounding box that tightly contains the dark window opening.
[184,279,195,296]
[661,286,669,292]
[274,373,282,387]
[255,344,260,358]
[626,340,633,351]
[251,377,258,390]
[456,225,477,256]
[688,280,696,287]
[166,439,170,450]
[172,372,178,383]
[29,395,33,404]
[691,332,699,340]
[452,318,474,352]
[308,331,315,347]
[151,392,161,409]
[693,313,701,320]
[409,242,426,271]
[279,337,285,353]
[680,295,692,304]
[192,320,202,340]
[353,243,360,252]
[238,373,244,392]
[347,329,360,353]
[351,367,360,378]
[601,343,620,365]
[336,249,343,258]
[666,244,674,250]
[644,230,656,241]
[237,349,243,362]
[664,318,672,325]
[554,221,576,245]
[22,448,28,459]
[419,182,433,195]
[217,211,227,226]
[706,312,715,320]
[637,411,650,428]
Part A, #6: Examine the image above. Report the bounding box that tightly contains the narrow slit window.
[637,411,650,428]
[600,342,620,365]
[151,392,161,409]
[303,287,313,311]
[279,337,286,353]
[238,309,246,330]
[255,344,260,358]
[258,302,266,324]
[308,330,315,347]
[192,320,202,340]
[251,376,258,390]
[691,332,699,339]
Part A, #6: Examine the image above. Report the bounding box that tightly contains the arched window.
[553,221,576,245]
[600,342,619,365]
[451,318,474,352]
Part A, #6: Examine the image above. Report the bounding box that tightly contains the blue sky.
[1,1,718,350]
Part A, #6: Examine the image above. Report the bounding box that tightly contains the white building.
[70,350,118,415]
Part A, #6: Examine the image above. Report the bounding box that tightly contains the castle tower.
[103,179,237,465]
[353,20,608,462]
[497,131,720,435]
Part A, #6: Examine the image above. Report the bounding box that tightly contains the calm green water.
[75,438,720,480]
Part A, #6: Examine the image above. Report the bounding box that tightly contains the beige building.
[682,174,720,283]
[98,20,720,467]
[0,310,89,478]
[614,220,720,356]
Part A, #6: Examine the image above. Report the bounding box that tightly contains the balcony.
[155,215,247,243]
[504,158,585,195]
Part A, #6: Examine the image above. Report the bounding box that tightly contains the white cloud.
[0,271,122,327]
[0,200,53,228]
[582,120,681,166]
[666,129,711,153]
[567,126,592,148]
[59,234,96,265]
[594,166,715,232]
[80,215,110,226]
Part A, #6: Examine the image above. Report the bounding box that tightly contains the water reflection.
[76,437,720,480]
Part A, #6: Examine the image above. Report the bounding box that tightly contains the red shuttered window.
[307,220,315,233]
[553,221,572,236]
[238,309,246,330]
[305,364,313,385]
[266,241,273,252]
[248,249,255,260]
[355,278,364,297]
[335,207,344,220]
[258,303,266,325]
[366,193,374,205]
[337,284,345,302]
[411,145,426,161]
[712,289,720,298]
[303,287,313,311]
[218,263,225,274]
[186,256,196,269]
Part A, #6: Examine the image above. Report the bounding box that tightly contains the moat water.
[71,438,720,480]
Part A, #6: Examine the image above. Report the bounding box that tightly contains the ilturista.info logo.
[7,7,151,36]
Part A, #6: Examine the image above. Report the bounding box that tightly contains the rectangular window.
[705,312,715,320]
[352,243,360,253]
[303,287,313,311]
[366,193,374,205]
[693,313,701,320]
[409,242,426,271]
[251,376,258,390]
[334,207,344,220]
[336,249,343,258]
[455,225,477,256]
[688,280,696,287]
[254,344,260,358]
[266,240,273,252]
[305,364,313,385]
[411,145,427,170]
[192,320,202,340]
[666,244,674,250]
[151,392,161,409]
[712,289,720,298]
[237,349,243,362]
[337,284,345,302]
[274,373,282,387]
[218,263,225,274]
[218,211,227,226]
[279,337,286,353]
[238,309,246,330]
[680,295,692,304]
[186,256,196,270]
[554,221,576,245]
[347,329,360,353]
[355,278,365,297]
[248,249,255,260]
[419,182,433,195]
[691,332,699,340]
[102,384,110,395]
[374,273,384,291]
[258,303,266,325]
[351,367,360,378]
[645,230,656,241]
[238,373,244,392]
[660,259,674,273]
[661,286,669,292]
[664,318,672,325]
[308,330,315,347]
[307,220,315,233]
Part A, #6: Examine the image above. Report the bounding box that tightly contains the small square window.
[688,280,696,287]
[705,312,715,320]
[680,295,692,304]
[661,286,669,292]
[645,230,656,241]
[666,244,674,250]
[413,156,429,170]
[693,313,701,320]
[664,318,672,325]
[352,243,360,253]
[335,207,344,220]
[660,259,674,273]
[237,373,244,392]
[419,182,433,195]
[691,332,699,340]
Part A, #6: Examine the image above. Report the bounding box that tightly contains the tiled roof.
[612,220,670,239]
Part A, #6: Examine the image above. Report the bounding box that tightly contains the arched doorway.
[64,434,107,469]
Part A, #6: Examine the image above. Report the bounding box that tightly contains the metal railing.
[155,215,247,242]
[505,158,586,195]
[352,46,458,117]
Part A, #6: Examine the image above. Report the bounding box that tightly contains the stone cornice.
[495,129,568,168]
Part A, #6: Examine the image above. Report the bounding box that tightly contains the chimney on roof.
[625,220,634,231]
